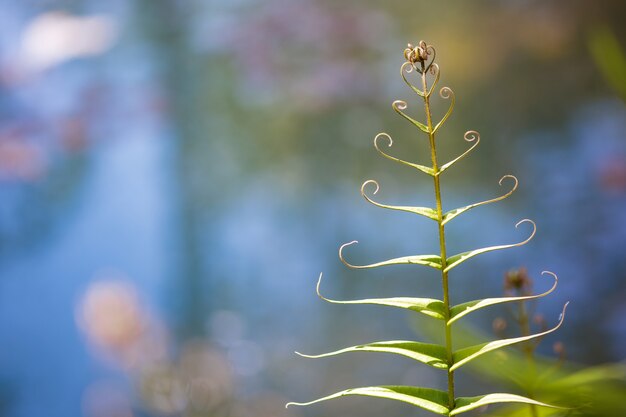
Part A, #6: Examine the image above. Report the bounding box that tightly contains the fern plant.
[287,41,568,416]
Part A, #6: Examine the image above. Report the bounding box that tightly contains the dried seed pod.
[493,317,508,334]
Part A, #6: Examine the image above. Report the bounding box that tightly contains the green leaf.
[451,393,565,415]
[450,303,568,371]
[400,62,426,98]
[361,180,438,221]
[286,386,450,415]
[553,362,626,388]
[340,241,442,270]
[438,131,480,174]
[315,274,446,320]
[448,271,558,325]
[432,87,455,134]
[392,100,430,133]
[442,175,518,225]
[444,219,535,272]
[296,340,448,370]
[374,133,434,176]
[426,64,441,98]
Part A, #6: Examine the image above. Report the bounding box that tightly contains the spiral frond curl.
[339,240,442,270]
[392,100,430,133]
[361,179,438,221]
[392,100,408,111]
[424,44,436,73]
[442,175,519,224]
[464,131,479,142]
[404,40,430,72]
[440,87,453,100]
[361,179,380,196]
[338,240,360,268]
[401,62,425,98]
[444,219,536,273]
[448,271,559,325]
[440,131,481,174]
[426,64,441,97]
[373,133,434,175]
[432,87,455,134]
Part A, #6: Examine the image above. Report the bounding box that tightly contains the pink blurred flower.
[77,278,167,369]
[0,133,47,181]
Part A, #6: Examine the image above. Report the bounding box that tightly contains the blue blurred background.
[0,1,624,416]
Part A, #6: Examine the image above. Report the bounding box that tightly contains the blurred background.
[0,0,625,416]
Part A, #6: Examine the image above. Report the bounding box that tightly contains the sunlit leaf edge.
[374,133,434,176]
[296,340,448,370]
[450,303,569,371]
[361,180,438,221]
[286,386,450,415]
[451,393,566,416]
[441,175,518,225]
[438,130,480,174]
[444,219,535,272]
[392,100,430,133]
[340,241,442,270]
[448,271,558,325]
[315,273,446,320]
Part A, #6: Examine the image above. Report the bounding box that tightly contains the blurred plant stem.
[588,26,626,101]
[507,269,541,417]
[136,0,209,338]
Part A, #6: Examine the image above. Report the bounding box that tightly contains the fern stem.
[420,62,455,412]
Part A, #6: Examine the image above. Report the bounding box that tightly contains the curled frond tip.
[339,240,359,268]
[440,86,453,99]
[515,218,537,243]
[403,41,436,73]
[392,100,408,111]
[361,179,380,196]
[315,272,323,297]
[559,301,570,322]
[374,132,393,148]
[538,270,559,294]
[499,174,519,188]
[464,130,480,142]
[404,40,429,65]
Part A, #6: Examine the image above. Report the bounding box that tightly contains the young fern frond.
[442,175,518,224]
[444,219,536,272]
[315,273,447,320]
[432,87,455,134]
[439,130,481,174]
[288,40,568,416]
[448,271,558,325]
[392,100,430,133]
[450,302,568,372]
[361,180,438,221]
[374,133,435,176]
[296,340,449,370]
[339,240,443,270]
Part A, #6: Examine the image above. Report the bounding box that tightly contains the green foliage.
[288,41,568,416]
[288,386,450,415]
[448,271,558,325]
[297,340,449,370]
[588,26,626,101]
[413,313,626,416]
[450,302,567,372]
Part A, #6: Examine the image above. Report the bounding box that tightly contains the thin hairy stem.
[518,300,539,417]
[420,59,455,412]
